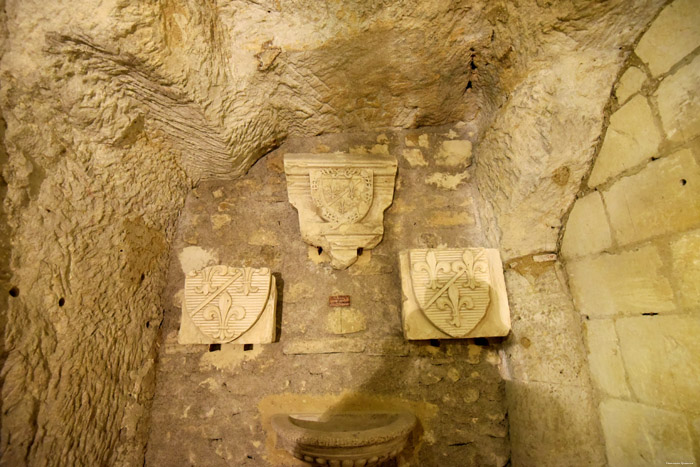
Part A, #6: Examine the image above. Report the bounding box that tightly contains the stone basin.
[271,411,417,466]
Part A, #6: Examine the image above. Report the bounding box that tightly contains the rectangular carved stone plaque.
[179,265,277,344]
[329,295,351,307]
[399,248,511,339]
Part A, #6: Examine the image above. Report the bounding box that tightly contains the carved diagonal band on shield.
[184,265,272,343]
[410,249,491,337]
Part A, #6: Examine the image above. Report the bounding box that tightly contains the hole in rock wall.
[8,286,18,297]
[58,297,65,307]
[209,344,221,352]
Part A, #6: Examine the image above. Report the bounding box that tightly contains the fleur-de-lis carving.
[202,290,246,340]
[436,284,474,328]
[194,265,228,295]
[233,268,260,296]
[462,250,487,289]
[413,250,451,289]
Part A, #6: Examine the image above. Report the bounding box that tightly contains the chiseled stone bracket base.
[284,152,397,269]
[179,265,277,344]
[400,248,510,339]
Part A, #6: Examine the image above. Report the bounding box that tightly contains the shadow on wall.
[264,329,509,467]
[272,339,420,467]
[261,265,511,465]
[273,272,285,342]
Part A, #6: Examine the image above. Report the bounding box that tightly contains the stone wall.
[561,0,700,464]
[146,127,511,466]
[473,2,668,466]
[0,0,677,465]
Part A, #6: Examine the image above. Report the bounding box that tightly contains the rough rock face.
[0,0,666,465]
[475,0,666,260]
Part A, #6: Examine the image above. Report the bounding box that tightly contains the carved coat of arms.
[409,249,491,337]
[309,168,373,225]
[183,265,273,343]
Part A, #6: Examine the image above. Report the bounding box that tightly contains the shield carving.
[184,265,272,343]
[309,168,373,225]
[409,249,491,337]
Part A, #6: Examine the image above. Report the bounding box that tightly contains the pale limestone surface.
[327,308,367,335]
[0,0,670,464]
[671,230,700,308]
[617,316,700,412]
[614,66,647,104]
[474,0,668,260]
[656,54,700,142]
[603,149,700,245]
[475,46,655,260]
[400,248,510,339]
[588,95,661,187]
[560,192,612,259]
[559,2,700,464]
[601,399,695,466]
[567,245,675,318]
[585,319,630,398]
[284,152,397,269]
[281,339,363,355]
[503,263,593,387]
[635,0,700,77]
[435,140,473,167]
[401,148,427,167]
[179,265,276,344]
[424,171,470,190]
[502,262,606,466]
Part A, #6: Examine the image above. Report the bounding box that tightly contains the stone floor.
[145,128,510,466]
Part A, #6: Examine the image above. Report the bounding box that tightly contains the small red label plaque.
[329,295,351,307]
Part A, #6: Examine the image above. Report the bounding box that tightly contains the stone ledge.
[283,339,366,355]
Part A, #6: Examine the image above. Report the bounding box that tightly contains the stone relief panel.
[400,248,510,339]
[179,265,277,344]
[285,153,397,269]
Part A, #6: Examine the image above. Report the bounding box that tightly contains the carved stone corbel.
[284,153,397,269]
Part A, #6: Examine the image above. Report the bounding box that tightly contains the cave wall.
[562,0,700,464]
[0,0,673,465]
[0,66,190,466]
[0,3,195,464]
[147,128,510,466]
